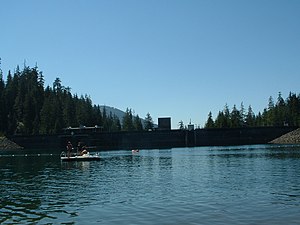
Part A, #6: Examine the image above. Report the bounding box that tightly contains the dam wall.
[9,126,297,150]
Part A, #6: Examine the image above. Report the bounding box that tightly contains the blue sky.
[1,0,299,128]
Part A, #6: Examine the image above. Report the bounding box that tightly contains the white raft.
[60,151,100,161]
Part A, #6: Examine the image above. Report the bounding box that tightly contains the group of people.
[66,141,88,157]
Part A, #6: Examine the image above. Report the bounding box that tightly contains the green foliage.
[205,112,214,128]
[134,114,143,131]
[245,105,255,127]
[0,64,126,135]
[144,112,154,131]
[205,92,300,128]
[2,64,299,134]
[0,62,5,132]
[122,108,134,131]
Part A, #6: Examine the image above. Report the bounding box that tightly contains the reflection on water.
[1,145,300,224]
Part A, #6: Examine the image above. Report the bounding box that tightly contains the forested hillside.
[0,65,149,135]
[205,92,300,128]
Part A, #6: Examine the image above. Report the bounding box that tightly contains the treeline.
[205,92,300,128]
[0,65,154,135]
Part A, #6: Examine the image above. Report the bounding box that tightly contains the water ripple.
[1,146,300,224]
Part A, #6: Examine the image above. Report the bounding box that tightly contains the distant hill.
[99,106,157,127]
[99,106,126,121]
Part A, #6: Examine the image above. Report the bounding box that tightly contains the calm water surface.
[1,145,300,224]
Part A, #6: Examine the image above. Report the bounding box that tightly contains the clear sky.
[1,0,299,128]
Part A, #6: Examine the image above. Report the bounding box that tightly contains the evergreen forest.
[0,64,299,135]
[0,65,153,135]
[204,92,300,128]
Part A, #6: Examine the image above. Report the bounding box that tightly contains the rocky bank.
[270,128,300,144]
[0,136,23,150]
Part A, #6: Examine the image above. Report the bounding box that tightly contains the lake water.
[1,145,300,224]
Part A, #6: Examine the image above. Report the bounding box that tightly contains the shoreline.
[270,128,300,144]
[0,136,23,150]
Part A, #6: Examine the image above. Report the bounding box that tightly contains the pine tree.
[144,112,154,131]
[93,105,103,128]
[240,102,246,126]
[102,106,110,131]
[286,92,300,126]
[0,63,5,133]
[76,95,88,126]
[220,104,231,128]
[40,89,55,134]
[14,68,26,126]
[111,114,121,131]
[134,114,143,131]
[230,104,241,128]
[214,111,226,128]
[205,111,214,128]
[245,105,255,127]
[62,90,76,127]
[266,96,275,126]
[122,108,134,131]
[5,71,18,134]
[255,112,263,126]
[274,92,287,126]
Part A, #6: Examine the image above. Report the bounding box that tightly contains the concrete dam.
[9,126,297,150]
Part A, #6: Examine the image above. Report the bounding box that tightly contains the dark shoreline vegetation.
[0,64,299,137]
[0,64,154,136]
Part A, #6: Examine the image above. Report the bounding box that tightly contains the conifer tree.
[224,104,231,127]
[40,90,56,134]
[111,114,121,131]
[0,62,5,133]
[266,96,275,126]
[230,104,242,128]
[144,112,154,131]
[286,92,300,126]
[205,111,214,128]
[214,111,226,128]
[240,102,246,126]
[134,114,143,131]
[245,105,255,127]
[122,108,134,131]
[274,92,287,126]
[93,105,103,128]
[5,71,18,134]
